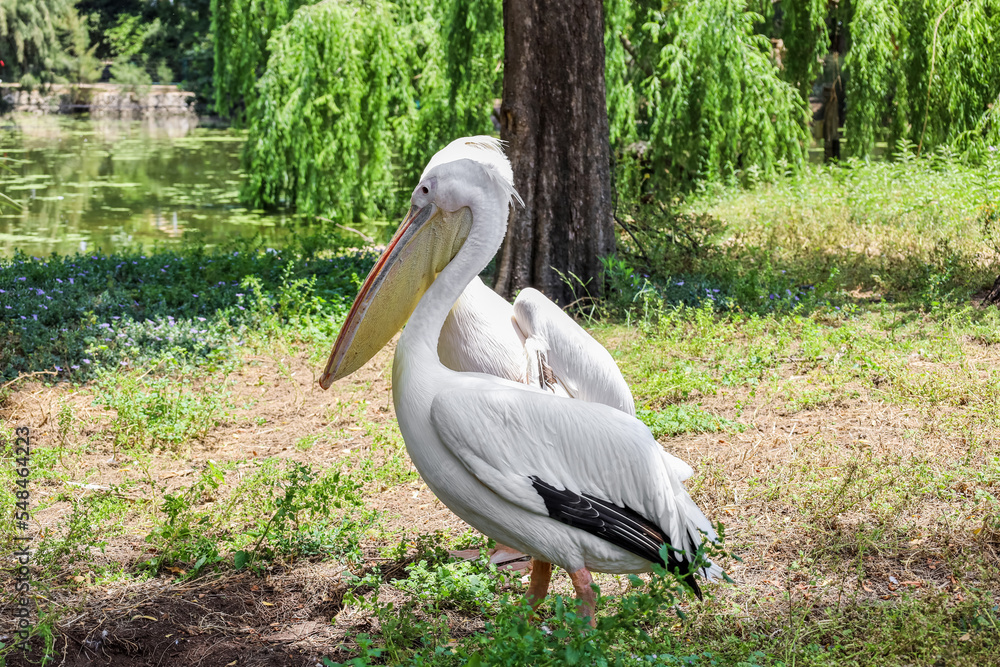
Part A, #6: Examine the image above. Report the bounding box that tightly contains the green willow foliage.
[604,0,637,149]
[238,0,502,220]
[844,0,904,157]
[844,0,1000,158]
[440,0,503,137]
[778,0,828,98]
[765,0,1000,159]
[396,0,502,184]
[210,0,310,121]
[607,0,810,191]
[241,1,408,220]
[0,0,96,85]
[912,0,1000,155]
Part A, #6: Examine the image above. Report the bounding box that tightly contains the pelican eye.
[421,186,429,194]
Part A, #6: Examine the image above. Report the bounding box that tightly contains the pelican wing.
[512,289,636,416]
[440,277,528,384]
[429,384,714,572]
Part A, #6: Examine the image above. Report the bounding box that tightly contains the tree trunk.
[495,0,614,306]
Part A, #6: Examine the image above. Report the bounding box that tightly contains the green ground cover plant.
[0,234,376,382]
[609,147,1000,319]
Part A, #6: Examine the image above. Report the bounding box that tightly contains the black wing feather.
[529,476,703,599]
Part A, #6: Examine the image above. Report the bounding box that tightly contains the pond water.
[0,113,385,258]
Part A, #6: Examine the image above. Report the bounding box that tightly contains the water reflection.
[0,113,334,257]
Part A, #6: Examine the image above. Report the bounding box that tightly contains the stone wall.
[0,83,196,117]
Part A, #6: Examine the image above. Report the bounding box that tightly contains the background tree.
[238,0,502,220]
[211,0,309,121]
[496,0,614,305]
[0,0,88,87]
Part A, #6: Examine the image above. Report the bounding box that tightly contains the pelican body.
[321,137,719,622]
[442,276,636,416]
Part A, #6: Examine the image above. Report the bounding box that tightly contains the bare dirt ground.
[2,330,998,665]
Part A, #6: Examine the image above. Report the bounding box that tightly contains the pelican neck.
[401,198,510,365]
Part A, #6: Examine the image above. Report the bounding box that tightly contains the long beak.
[318,202,472,388]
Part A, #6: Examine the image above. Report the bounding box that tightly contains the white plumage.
[321,136,719,623]
[440,275,636,415]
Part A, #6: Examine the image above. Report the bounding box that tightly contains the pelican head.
[320,137,521,388]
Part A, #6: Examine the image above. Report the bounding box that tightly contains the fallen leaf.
[959,633,971,642]
[131,615,157,622]
[261,601,274,606]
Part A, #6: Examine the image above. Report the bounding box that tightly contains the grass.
[1,153,999,665]
[0,233,376,382]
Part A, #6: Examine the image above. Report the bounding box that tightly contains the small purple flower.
[197,317,206,322]
[56,279,62,283]
[17,277,26,281]
[192,294,198,298]
[55,366,62,371]
[675,281,684,287]
[236,293,244,297]
[71,365,80,370]
[82,359,91,364]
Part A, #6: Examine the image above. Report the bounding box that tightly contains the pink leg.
[525,559,552,610]
[568,568,598,627]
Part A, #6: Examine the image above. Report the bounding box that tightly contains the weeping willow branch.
[917,0,959,156]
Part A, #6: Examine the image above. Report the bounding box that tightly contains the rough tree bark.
[495,0,614,306]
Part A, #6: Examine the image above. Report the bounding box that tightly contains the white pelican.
[320,137,719,623]
[441,276,636,416]
[441,276,637,569]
